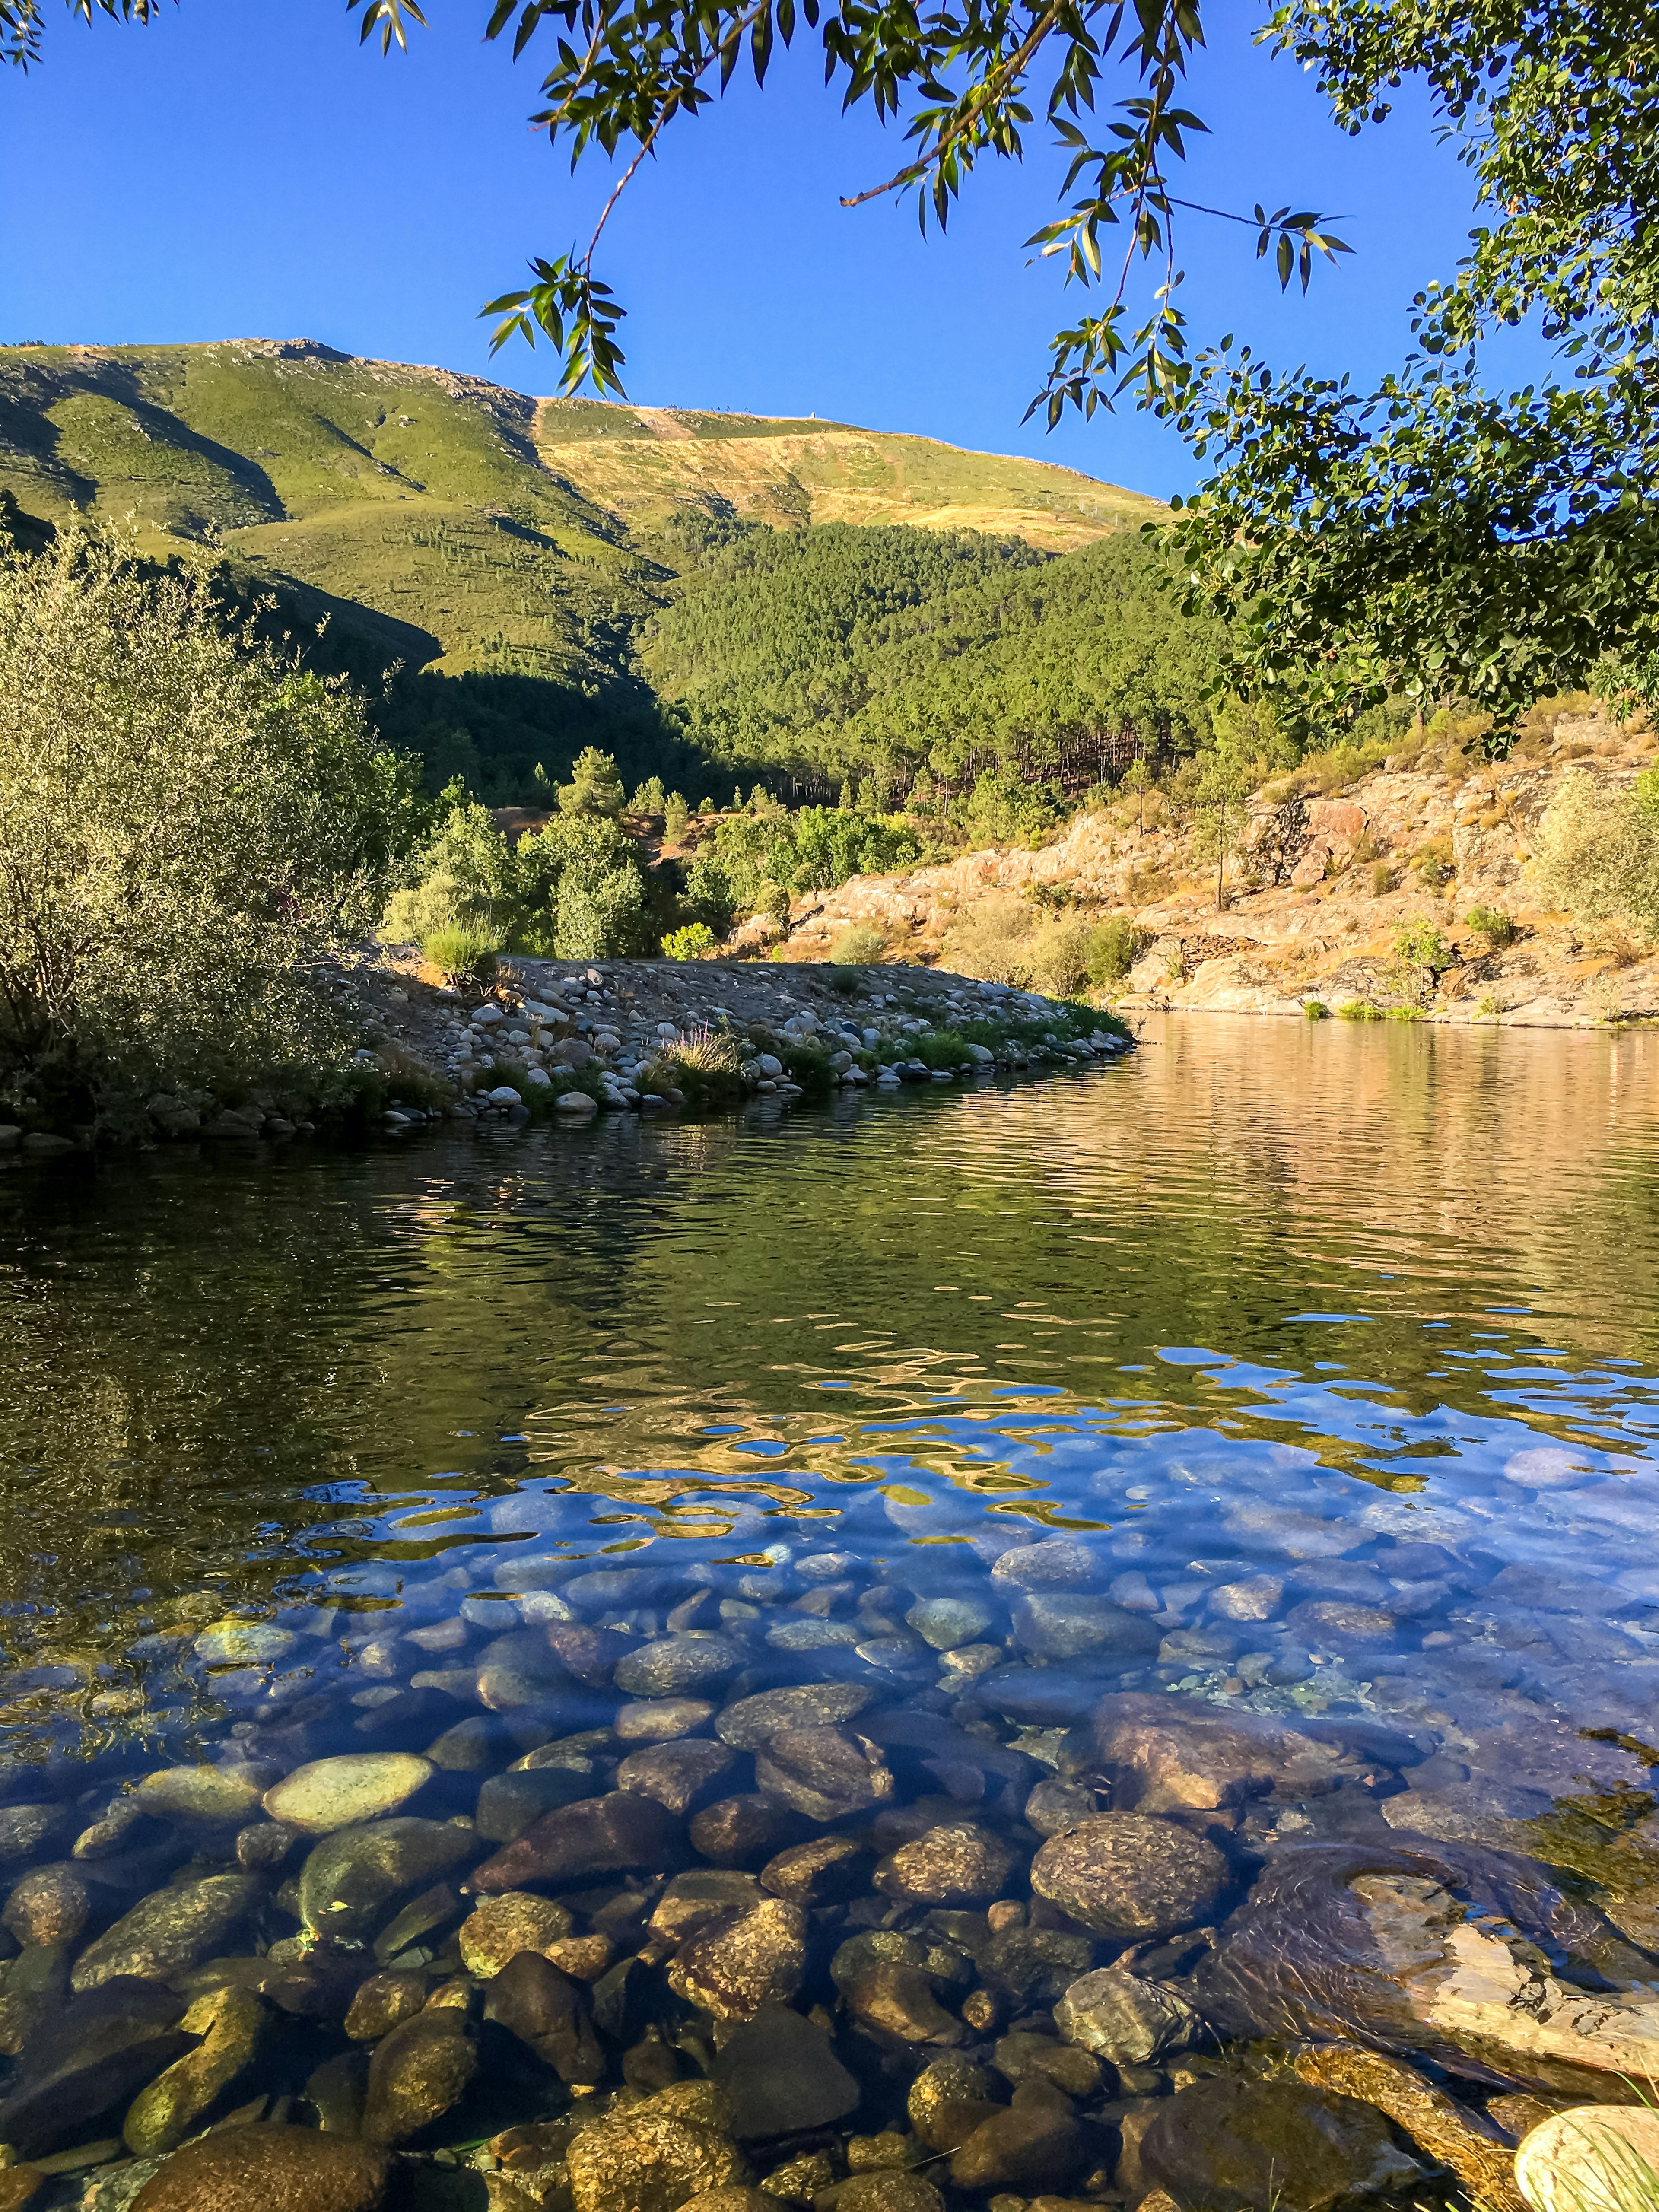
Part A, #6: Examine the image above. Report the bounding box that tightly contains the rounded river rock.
[264,1754,434,1835]
[1030,1812,1228,1939]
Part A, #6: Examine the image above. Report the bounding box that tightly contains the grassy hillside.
[534,399,1160,547]
[0,337,1167,804]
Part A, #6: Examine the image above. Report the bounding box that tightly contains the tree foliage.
[1163,3,1659,742]
[559,743,627,818]
[0,528,416,1121]
[683,804,924,930]
[643,522,1223,801]
[1188,734,1253,909]
[385,799,652,958]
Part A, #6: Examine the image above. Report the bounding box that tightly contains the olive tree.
[0,529,415,1121]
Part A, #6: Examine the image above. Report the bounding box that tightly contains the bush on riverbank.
[384,800,653,962]
[1532,769,1659,937]
[643,1025,749,1108]
[683,805,925,935]
[943,897,1150,997]
[0,531,418,1135]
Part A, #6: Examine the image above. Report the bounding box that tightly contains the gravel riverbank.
[0,962,1130,1159]
[357,957,1132,1136]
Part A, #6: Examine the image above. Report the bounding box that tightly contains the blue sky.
[1,0,1529,498]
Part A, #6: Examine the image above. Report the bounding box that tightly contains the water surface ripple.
[1,1015,1658,2171]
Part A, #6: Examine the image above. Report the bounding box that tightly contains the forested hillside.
[640,524,1223,810]
[0,337,1192,817]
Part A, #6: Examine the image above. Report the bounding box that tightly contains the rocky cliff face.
[785,711,1658,1027]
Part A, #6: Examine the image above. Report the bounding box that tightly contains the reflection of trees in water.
[0,1134,680,1655]
[927,1018,1659,1372]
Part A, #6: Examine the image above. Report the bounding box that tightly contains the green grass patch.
[644,1025,748,1109]
[779,1038,834,1100]
[423,924,499,985]
[1337,1000,1384,1022]
[911,1030,970,1069]
[952,999,1123,1052]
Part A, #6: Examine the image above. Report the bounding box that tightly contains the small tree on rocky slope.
[0,530,416,1129]
[1189,740,1254,910]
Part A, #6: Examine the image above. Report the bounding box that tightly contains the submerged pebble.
[263,1752,434,1834]
[5,1303,1659,2212]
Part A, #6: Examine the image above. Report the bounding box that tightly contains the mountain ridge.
[0,337,1171,806]
[0,336,1157,565]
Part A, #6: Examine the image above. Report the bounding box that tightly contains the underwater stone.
[264,1754,434,1835]
[1030,1814,1227,1940]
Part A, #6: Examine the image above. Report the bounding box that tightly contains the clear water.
[2,1014,1658,2180]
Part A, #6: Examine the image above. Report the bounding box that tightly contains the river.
[1,1014,1657,2194]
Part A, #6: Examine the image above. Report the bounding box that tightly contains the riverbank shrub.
[1087,915,1150,985]
[1532,769,1659,936]
[685,807,924,932]
[660,922,717,960]
[386,802,651,959]
[775,1036,834,1099]
[942,899,1152,999]
[0,531,416,1132]
[912,1030,970,1070]
[831,922,888,965]
[644,1025,747,1107]
[1392,919,1453,1004]
[1465,904,1516,949]
[942,896,1041,985]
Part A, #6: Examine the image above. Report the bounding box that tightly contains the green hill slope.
[0,337,1170,804]
[641,523,1221,801]
[0,338,659,687]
